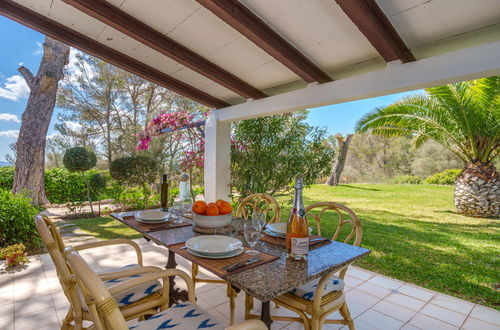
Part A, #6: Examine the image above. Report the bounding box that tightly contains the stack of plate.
[185,236,243,259]
[264,222,287,238]
[134,210,170,224]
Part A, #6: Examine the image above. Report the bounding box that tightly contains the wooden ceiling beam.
[335,0,416,63]
[196,0,332,84]
[61,0,266,100]
[0,0,229,109]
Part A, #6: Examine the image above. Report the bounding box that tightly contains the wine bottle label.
[291,237,309,255]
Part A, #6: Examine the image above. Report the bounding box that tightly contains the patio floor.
[1,239,498,330]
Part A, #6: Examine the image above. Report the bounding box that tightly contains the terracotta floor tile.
[372,299,417,322]
[384,293,427,311]
[355,309,404,330]
[346,288,381,307]
[347,267,376,281]
[356,282,391,299]
[367,275,404,290]
[398,284,435,302]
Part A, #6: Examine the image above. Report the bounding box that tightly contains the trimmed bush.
[63,147,97,172]
[425,169,462,185]
[0,166,14,190]
[393,175,422,184]
[0,189,41,249]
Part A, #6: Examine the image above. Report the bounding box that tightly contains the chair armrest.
[226,320,267,330]
[73,238,143,266]
[98,266,164,281]
[108,268,196,304]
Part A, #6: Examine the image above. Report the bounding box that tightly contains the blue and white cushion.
[289,276,344,301]
[129,302,224,330]
[100,264,162,308]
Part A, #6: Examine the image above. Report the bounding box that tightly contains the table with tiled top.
[111,210,371,328]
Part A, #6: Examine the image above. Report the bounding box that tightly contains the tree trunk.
[454,161,499,218]
[12,37,70,205]
[325,134,353,186]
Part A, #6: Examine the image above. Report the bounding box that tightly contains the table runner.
[122,216,192,233]
[169,242,279,278]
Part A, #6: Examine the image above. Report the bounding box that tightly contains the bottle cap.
[294,177,304,189]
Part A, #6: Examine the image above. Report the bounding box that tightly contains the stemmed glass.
[243,222,261,256]
[252,211,266,231]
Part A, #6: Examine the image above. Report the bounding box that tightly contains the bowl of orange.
[192,200,233,228]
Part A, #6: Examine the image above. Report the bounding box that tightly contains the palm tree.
[356,76,499,218]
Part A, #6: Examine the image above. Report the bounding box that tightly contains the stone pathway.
[1,237,499,330]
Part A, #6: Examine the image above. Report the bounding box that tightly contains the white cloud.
[33,41,43,56]
[0,75,30,101]
[0,113,20,123]
[64,121,82,130]
[0,130,19,138]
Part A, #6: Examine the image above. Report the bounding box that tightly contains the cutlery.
[146,225,173,232]
[310,237,325,242]
[223,257,262,272]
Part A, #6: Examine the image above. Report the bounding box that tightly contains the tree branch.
[18,66,35,90]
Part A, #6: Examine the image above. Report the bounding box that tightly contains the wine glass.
[170,200,184,223]
[244,222,261,256]
[252,211,266,231]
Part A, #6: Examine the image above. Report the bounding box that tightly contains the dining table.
[110,210,371,329]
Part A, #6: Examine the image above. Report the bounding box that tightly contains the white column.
[204,111,231,202]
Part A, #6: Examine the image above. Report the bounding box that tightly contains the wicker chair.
[64,247,267,330]
[244,202,362,330]
[35,214,170,329]
[191,193,281,325]
[235,193,281,224]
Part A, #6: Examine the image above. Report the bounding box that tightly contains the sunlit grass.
[70,184,499,308]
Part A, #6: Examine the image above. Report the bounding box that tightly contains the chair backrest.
[305,202,362,247]
[235,193,281,223]
[35,214,85,319]
[65,248,129,330]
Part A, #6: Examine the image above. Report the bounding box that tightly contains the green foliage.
[356,76,500,164]
[89,173,107,192]
[109,156,157,186]
[0,189,41,249]
[231,113,333,196]
[0,166,14,190]
[393,175,422,184]
[63,147,97,172]
[425,169,462,185]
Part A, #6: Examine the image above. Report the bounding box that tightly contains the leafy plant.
[0,243,29,267]
[63,147,97,214]
[89,173,107,215]
[110,156,158,209]
[425,169,462,185]
[0,189,41,249]
[393,175,422,184]
[231,113,333,197]
[0,166,14,190]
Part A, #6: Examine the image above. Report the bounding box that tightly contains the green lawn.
[70,184,500,308]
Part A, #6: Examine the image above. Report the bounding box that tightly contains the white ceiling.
[10,0,500,106]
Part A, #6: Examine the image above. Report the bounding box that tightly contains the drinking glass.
[252,211,266,231]
[244,222,261,256]
[170,200,184,223]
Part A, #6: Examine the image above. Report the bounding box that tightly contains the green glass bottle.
[160,174,169,211]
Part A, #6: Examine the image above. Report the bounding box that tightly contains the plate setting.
[135,210,171,223]
[185,235,243,259]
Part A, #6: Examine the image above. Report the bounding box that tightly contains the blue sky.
[0,16,419,162]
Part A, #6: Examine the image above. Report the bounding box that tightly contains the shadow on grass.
[69,217,142,240]
[338,184,382,191]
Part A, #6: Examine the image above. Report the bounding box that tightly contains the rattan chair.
[235,193,281,224]
[191,193,281,325]
[35,214,169,329]
[244,202,362,330]
[64,247,267,330]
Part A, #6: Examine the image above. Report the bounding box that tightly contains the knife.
[223,257,262,272]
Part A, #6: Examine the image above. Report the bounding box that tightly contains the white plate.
[187,248,244,259]
[264,229,286,238]
[136,210,170,221]
[185,235,243,254]
[134,217,170,224]
[266,222,287,235]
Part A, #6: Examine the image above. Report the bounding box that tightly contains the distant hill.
[0,161,12,167]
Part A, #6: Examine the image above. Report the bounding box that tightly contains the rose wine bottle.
[286,178,309,260]
[160,174,169,212]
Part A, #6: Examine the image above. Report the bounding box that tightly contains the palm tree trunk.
[454,161,499,218]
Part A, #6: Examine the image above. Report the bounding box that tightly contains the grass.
[70,184,500,308]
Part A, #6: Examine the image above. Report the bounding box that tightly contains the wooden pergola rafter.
[60,0,267,100]
[0,0,230,109]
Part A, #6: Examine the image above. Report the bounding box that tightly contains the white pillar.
[204,111,231,202]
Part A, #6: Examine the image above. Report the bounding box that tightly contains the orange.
[192,201,207,215]
[218,201,233,215]
[215,199,225,207]
[205,203,220,216]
